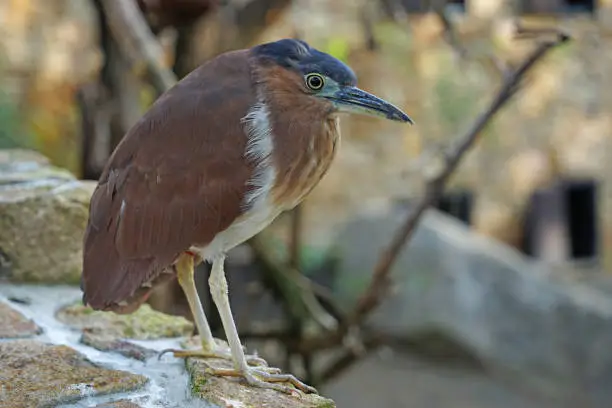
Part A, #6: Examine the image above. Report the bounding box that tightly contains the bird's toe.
[158,347,267,368]
[201,364,317,395]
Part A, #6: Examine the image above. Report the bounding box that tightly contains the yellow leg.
[207,254,317,395]
[160,252,267,367]
[177,253,215,348]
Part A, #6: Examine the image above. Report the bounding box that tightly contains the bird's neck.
[248,62,340,209]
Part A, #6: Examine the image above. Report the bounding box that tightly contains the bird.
[81,38,413,395]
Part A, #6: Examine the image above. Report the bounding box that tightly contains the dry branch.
[348,30,570,325]
[100,0,176,94]
[299,30,570,379]
[433,4,469,61]
[250,233,338,332]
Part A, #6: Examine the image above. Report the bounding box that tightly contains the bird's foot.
[202,363,318,395]
[159,342,268,367]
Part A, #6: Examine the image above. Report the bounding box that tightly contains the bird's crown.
[252,38,357,87]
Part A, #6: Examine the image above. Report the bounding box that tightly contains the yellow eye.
[305,73,325,91]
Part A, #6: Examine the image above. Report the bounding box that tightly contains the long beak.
[327,86,414,124]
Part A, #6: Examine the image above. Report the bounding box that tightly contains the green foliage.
[264,233,336,277]
[322,37,350,63]
[374,21,412,49]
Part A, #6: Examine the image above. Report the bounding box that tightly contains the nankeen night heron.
[81,38,413,394]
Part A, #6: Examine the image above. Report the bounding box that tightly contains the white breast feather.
[242,102,276,209]
[193,102,281,261]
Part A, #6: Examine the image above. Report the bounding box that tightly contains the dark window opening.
[521,178,599,262]
[446,0,466,13]
[382,0,467,15]
[520,0,595,14]
[521,184,569,260]
[436,189,473,226]
[563,0,595,13]
[565,178,598,259]
[381,0,425,14]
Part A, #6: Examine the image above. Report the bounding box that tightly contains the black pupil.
[309,76,322,88]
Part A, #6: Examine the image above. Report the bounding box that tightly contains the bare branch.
[289,206,303,271]
[250,233,339,332]
[100,0,176,94]
[349,29,570,328]
[299,29,571,356]
[433,3,469,61]
[318,332,386,383]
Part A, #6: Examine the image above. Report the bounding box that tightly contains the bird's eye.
[305,73,325,91]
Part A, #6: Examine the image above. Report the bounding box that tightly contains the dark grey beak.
[328,86,414,124]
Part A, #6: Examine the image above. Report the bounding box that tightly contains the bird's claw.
[158,347,268,367]
[201,363,318,395]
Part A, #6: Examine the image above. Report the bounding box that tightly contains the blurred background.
[1,0,611,407]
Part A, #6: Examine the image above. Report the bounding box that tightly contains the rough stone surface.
[0,284,333,407]
[0,301,41,338]
[56,302,194,340]
[0,148,75,185]
[0,339,147,408]
[80,331,157,361]
[0,149,97,284]
[333,208,612,408]
[187,358,335,408]
[179,337,334,407]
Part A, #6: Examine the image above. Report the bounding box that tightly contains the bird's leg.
[178,252,215,348]
[160,252,266,367]
[206,254,317,395]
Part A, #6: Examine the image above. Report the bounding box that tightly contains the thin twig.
[319,332,386,383]
[289,206,303,270]
[239,327,293,341]
[250,233,339,332]
[433,4,469,61]
[286,204,318,378]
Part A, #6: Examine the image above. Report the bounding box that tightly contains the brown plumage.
[255,63,339,208]
[81,38,411,394]
[82,49,257,311]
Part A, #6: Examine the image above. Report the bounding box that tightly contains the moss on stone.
[186,356,336,408]
[0,339,147,408]
[56,302,194,340]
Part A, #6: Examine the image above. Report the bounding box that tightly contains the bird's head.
[251,39,413,124]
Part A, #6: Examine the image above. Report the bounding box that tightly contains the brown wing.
[81,49,257,311]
